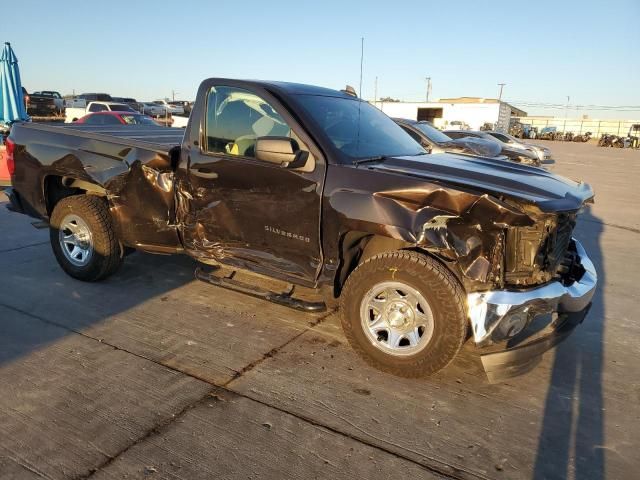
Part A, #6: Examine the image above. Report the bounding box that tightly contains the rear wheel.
[340,250,467,378]
[50,195,123,281]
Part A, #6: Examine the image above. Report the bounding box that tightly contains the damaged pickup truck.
[4,78,597,381]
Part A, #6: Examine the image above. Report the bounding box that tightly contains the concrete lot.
[0,141,638,480]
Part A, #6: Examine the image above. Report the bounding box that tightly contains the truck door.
[177,84,325,285]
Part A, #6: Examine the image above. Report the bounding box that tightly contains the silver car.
[486,131,552,162]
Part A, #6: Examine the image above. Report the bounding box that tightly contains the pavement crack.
[83,388,217,479]
[0,303,472,480]
[223,310,333,386]
[581,217,640,234]
[0,240,49,253]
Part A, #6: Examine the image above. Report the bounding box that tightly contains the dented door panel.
[176,154,324,284]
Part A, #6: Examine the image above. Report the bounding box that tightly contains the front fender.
[322,171,534,290]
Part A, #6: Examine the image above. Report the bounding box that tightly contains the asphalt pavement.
[0,141,638,480]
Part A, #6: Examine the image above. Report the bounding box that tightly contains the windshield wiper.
[353,156,387,167]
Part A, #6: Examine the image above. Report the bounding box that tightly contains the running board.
[195,266,326,313]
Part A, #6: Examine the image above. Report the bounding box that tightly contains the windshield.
[490,132,514,143]
[413,122,452,144]
[297,95,425,160]
[120,114,158,125]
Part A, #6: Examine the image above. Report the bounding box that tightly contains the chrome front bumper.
[467,238,596,345]
[466,238,596,381]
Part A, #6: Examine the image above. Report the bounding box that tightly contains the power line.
[505,100,640,110]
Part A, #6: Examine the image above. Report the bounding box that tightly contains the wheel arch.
[43,174,107,216]
[334,231,464,299]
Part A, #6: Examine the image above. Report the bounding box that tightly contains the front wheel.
[340,251,467,378]
[50,195,123,282]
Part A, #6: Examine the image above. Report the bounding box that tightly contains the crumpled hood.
[441,137,502,157]
[366,153,594,212]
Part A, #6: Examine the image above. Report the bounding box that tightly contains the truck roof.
[209,79,355,99]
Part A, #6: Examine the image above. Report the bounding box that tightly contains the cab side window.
[205,86,293,159]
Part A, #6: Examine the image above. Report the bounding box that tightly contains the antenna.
[374,76,378,104]
[359,37,364,98]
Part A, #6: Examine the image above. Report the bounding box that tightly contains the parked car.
[139,102,167,116]
[153,100,184,115]
[65,93,114,109]
[79,93,114,103]
[485,131,552,162]
[65,102,137,123]
[32,91,64,113]
[23,88,57,116]
[75,111,160,126]
[111,97,144,113]
[4,77,597,382]
[169,100,193,114]
[394,118,503,158]
[445,130,541,166]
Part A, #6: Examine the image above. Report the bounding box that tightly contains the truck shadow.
[0,200,197,367]
[532,208,605,480]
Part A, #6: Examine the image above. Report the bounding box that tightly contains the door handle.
[192,168,218,179]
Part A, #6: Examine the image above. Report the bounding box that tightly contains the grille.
[546,214,575,273]
[505,213,576,286]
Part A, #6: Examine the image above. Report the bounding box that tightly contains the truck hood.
[366,153,594,212]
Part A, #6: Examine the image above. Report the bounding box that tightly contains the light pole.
[425,77,432,102]
[497,83,506,101]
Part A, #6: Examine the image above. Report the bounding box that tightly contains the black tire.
[339,250,467,378]
[50,195,123,282]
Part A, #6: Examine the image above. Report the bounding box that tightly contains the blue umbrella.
[0,42,29,128]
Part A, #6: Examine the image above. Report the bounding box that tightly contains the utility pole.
[497,83,506,101]
[172,90,179,101]
[425,77,432,102]
[359,37,364,98]
[564,95,570,132]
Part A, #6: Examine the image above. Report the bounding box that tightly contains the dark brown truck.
[4,78,597,381]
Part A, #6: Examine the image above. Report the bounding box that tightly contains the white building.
[372,97,527,132]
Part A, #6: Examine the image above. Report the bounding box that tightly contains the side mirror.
[255,136,309,169]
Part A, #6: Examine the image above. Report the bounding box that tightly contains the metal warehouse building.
[372,97,527,132]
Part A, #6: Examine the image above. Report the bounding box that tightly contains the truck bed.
[8,121,185,252]
[15,123,184,154]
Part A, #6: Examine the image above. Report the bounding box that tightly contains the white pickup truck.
[153,99,184,115]
[65,102,137,123]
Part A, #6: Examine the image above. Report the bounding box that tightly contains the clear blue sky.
[4,0,639,118]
